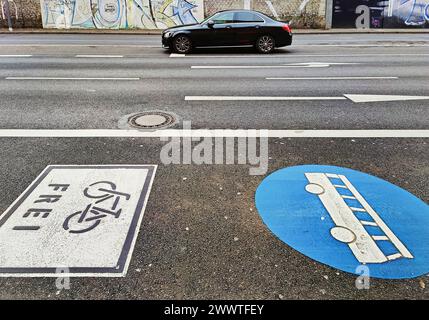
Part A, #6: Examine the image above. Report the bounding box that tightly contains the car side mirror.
[207,20,215,28]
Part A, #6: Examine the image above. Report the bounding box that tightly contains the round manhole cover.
[127,111,176,130]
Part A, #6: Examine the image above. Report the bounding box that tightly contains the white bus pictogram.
[305,173,413,264]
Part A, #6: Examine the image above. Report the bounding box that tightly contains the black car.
[162,9,292,54]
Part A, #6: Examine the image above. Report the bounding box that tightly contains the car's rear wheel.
[173,35,193,54]
[256,35,275,54]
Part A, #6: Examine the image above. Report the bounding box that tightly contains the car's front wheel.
[256,35,275,54]
[173,35,193,54]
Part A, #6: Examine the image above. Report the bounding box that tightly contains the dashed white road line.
[186,96,347,101]
[266,76,399,80]
[75,54,124,58]
[0,54,33,57]
[5,77,140,81]
[169,53,186,58]
[0,129,427,138]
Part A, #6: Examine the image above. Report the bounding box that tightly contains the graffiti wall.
[332,0,429,28]
[40,0,204,29]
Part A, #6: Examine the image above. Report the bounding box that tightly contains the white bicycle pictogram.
[63,181,131,234]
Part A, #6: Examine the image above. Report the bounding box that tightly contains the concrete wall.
[1,0,326,29]
[0,0,41,28]
[205,0,326,28]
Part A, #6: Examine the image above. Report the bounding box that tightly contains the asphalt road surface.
[0,33,428,300]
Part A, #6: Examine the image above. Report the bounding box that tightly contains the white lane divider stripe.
[0,129,427,138]
[266,77,399,80]
[297,44,429,47]
[75,55,124,58]
[185,94,429,103]
[191,65,327,69]
[0,55,33,57]
[185,96,347,101]
[169,53,186,58]
[5,77,140,81]
[191,62,358,69]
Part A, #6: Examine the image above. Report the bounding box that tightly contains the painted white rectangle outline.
[0,164,157,277]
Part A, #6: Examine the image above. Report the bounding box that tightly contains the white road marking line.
[290,53,429,57]
[192,62,358,69]
[185,96,347,101]
[172,53,429,58]
[0,44,159,48]
[296,44,429,47]
[191,65,319,69]
[192,65,323,69]
[75,55,124,58]
[0,129,427,138]
[266,76,399,80]
[186,94,429,103]
[0,54,33,57]
[169,53,186,58]
[5,77,140,81]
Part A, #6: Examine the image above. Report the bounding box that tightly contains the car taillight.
[282,24,292,33]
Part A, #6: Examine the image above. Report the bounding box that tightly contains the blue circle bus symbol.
[255,165,429,279]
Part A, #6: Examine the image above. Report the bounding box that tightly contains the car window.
[234,12,265,23]
[211,12,235,24]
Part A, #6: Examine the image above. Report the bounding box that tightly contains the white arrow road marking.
[186,94,429,103]
[0,129,427,138]
[344,94,429,103]
[266,77,399,80]
[191,62,359,69]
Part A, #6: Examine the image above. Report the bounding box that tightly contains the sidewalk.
[0,28,428,35]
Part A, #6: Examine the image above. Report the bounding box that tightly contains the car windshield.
[201,12,234,24]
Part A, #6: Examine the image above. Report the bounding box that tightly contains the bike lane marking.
[0,165,157,277]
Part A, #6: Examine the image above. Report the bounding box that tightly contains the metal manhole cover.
[127,111,176,130]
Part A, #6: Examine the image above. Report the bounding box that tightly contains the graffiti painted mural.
[332,0,429,28]
[40,0,204,29]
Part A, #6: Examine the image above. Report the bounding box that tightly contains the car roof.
[215,9,271,17]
